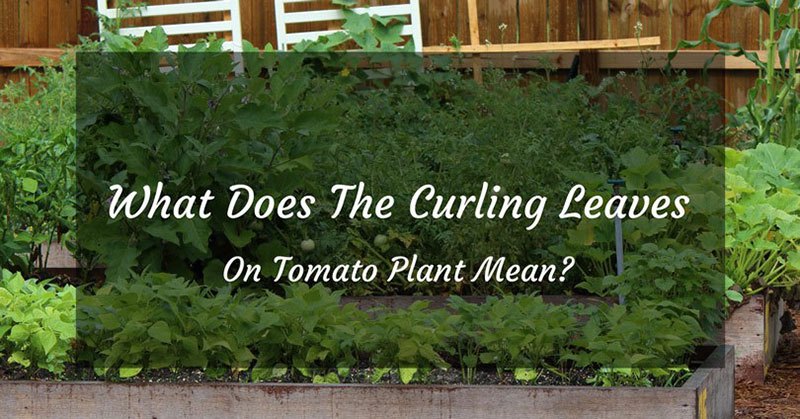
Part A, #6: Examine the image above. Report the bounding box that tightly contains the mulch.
[736,308,800,418]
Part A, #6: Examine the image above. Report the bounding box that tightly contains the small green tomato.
[373,234,388,247]
[300,239,316,252]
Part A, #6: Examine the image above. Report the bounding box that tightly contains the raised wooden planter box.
[723,294,786,383]
[0,346,733,419]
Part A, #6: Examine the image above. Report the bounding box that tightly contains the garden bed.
[723,294,786,383]
[0,346,733,419]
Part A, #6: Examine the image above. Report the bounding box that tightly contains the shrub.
[78,272,258,377]
[725,143,800,294]
[251,284,368,381]
[0,53,76,276]
[0,270,75,374]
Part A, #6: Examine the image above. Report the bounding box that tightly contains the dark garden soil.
[736,308,800,418]
[0,360,598,386]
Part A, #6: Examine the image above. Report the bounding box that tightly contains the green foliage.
[76,30,346,282]
[578,243,723,332]
[91,0,148,34]
[0,268,703,384]
[564,300,706,369]
[0,270,75,374]
[0,52,76,276]
[725,143,800,294]
[359,301,457,384]
[463,295,576,375]
[0,27,724,384]
[78,272,258,374]
[587,366,692,387]
[297,69,722,295]
[293,2,415,52]
[251,284,368,381]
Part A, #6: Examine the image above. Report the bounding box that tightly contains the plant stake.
[608,179,626,305]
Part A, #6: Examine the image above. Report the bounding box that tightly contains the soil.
[0,361,600,386]
[736,307,800,418]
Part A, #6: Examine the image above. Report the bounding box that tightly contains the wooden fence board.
[19,0,49,48]
[725,4,762,50]
[51,0,80,47]
[722,5,763,116]
[518,0,548,43]
[0,0,767,51]
[594,0,610,41]
[548,0,578,41]
[609,0,636,40]
[421,0,464,47]
[673,0,724,49]
[0,0,19,48]
[637,0,671,48]
[79,0,99,37]
[483,0,518,45]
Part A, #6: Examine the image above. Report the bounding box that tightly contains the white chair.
[274,0,422,52]
[96,0,243,51]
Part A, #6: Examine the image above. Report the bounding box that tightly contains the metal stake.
[608,179,625,305]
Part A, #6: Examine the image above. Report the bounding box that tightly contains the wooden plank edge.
[422,37,661,54]
[441,50,769,71]
[0,347,730,418]
[0,380,696,419]
[0,48,768,71]
[684,345,735,419]
[0,48,64,67]
[763,294,786,378]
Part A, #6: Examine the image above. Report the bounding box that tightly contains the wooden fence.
[0,0,768,109]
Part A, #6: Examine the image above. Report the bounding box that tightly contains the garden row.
[2,269,704,387]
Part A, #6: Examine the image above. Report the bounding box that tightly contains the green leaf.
[398,367,417,384]
[147,321,172,344]
[176,218,212,253]
[222,222,256,248]
[342,9,374,34]
[787,251,800,271]
[143,220,181,245]
[8,351,31,367]
[255,241,290,278]
[139,27,170,52]
[22,177,38,193]
[726,289,744,303]
[777,27,798,68]
[3,272,24,293]
[118,366,143,378]
[104,246,138,282]
[397,340,418,359]
[35,330,58,354]
[513,367,539,382]
[654,277,676,292]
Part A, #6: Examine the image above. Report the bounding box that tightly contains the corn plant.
[671,0,800,146]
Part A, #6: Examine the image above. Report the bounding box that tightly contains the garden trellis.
[274,0,424,51]
[95,0,244,51]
